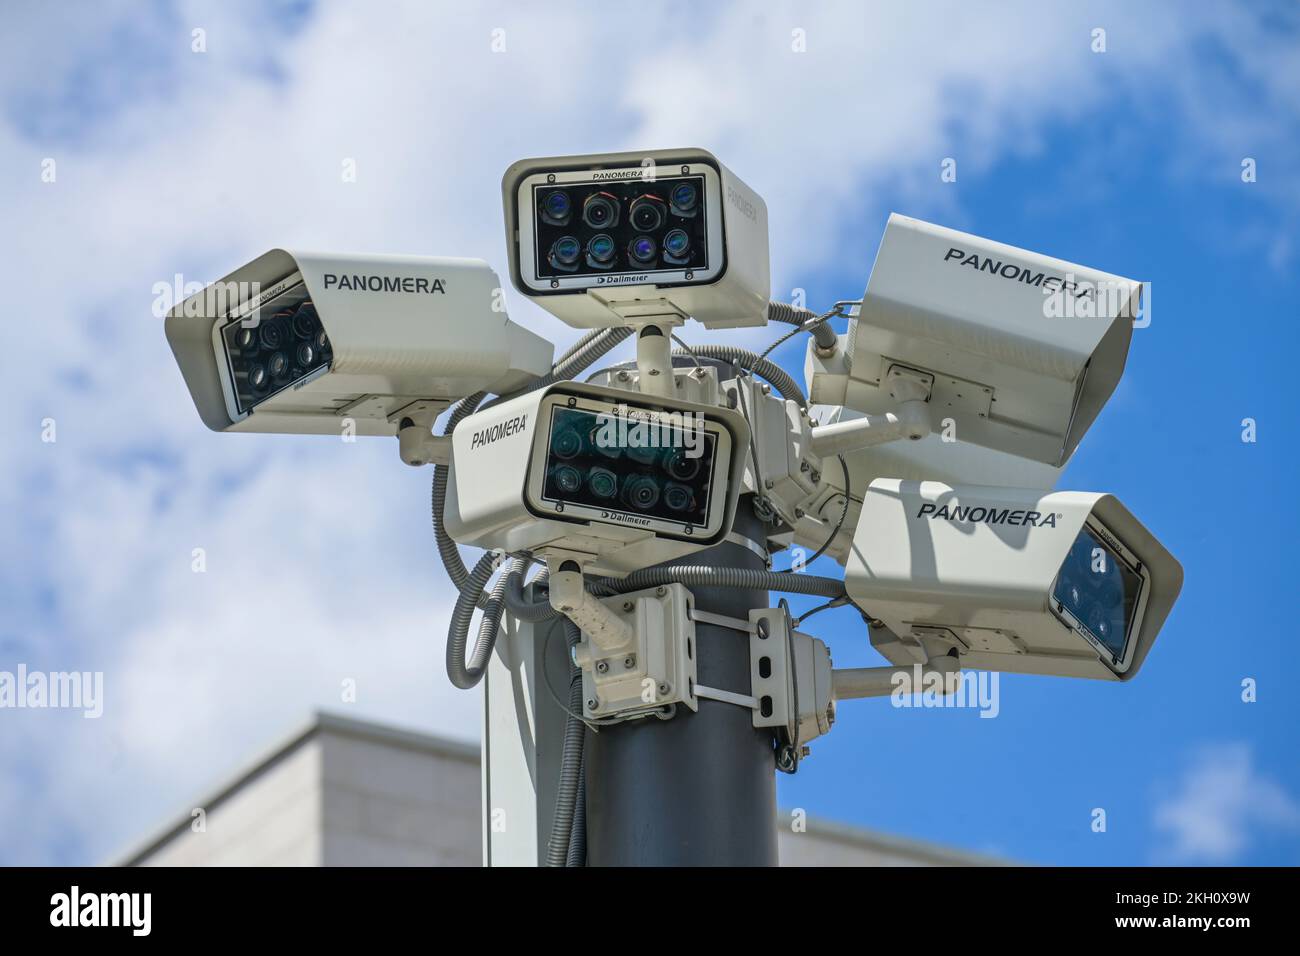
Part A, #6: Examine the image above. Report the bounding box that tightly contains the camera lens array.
[1052,529,1139,660]
[542,407,714,526]
[224,295,333,413]
[535,175,707,278]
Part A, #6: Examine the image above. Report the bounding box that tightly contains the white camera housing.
[165,249,554,435]
[845,479,1182,681]
[502,148,770,330]
[443,381,749,576]
[809,214,1143,466]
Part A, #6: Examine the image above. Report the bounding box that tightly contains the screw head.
[622,601,635,612]
[596,661,609,674]
[655,585,666,597]
[623,656,636,669]
[587,698,599,710]
[658,682,670,696]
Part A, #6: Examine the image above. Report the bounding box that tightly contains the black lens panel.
[1051,527,1143,663]
[222,290,333,415]
[540,406,716,528]
[533,174,708,280]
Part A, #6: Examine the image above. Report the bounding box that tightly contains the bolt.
[800,460,810,472]
[587,698,599,710]
[764,479,775,490]
[658,682,670,696]
[622,601,635,612]
[794,507,805,519]
[623,656,636,669]
[616,370,630,382]
[810,470,821,483]
[648,368,660,376]
[800,746,812,757]
[756,618,770,640]
[655,585,666,597]
[596,661,609,674]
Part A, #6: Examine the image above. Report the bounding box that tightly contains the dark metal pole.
[584,497,777,865]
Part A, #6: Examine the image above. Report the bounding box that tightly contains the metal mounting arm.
[832,651,961,700]
[807,365,933,457]
[547,559,635,653]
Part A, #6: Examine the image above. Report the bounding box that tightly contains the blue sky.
[1,1,1297,865]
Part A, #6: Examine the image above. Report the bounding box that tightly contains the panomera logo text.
[943,247,1094,301]
[470,414,527,449]
[323,273,446,294]
[50,886,151,937]
[592,169,646,181]
[918,502,1059,528]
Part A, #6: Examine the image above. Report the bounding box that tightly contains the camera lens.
[258,322,283,351]
[586,233,616,267]
[663,228,690,260]
[582,193,620,229]
[629,195,666,232]
[664,449,701,481]
[551,427,583,460]
[268,352,288,377]
[316,329,329,351]
[663,482,693,512]
[1084,601,1112,641]
[549,236,582,271]
[248,364,268,389]
[628,235,657,265]
[296,343,315,367]
[588,467,618,499]
[540,189,572,226]
[622,475,661,510]
[626,444,660,466]
[291,304,318,339]
[555,465,583,495]
[591,429,621,459]
[670,181,698,216]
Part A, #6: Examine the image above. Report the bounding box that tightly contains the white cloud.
[0,0,1293,863]
[1153,743,1300,863]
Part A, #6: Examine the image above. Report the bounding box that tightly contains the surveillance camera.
[845,479,1182,681]
[164,249,554,435]
[442,381,749,576]
[809,214,1144,467]
[501,148,770,330]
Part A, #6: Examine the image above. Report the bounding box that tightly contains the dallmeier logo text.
[470,414,527,449]
[917,502,1059,528]
[323,273,446,294]
[601,511,652,526]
